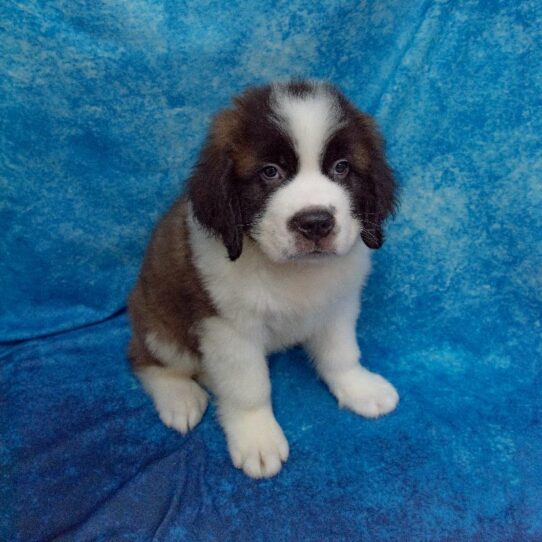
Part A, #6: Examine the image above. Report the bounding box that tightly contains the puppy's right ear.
[188,141,243,261]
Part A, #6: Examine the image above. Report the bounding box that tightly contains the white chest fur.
[188,211,372,352]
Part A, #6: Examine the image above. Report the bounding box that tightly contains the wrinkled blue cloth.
[2,1,541,540]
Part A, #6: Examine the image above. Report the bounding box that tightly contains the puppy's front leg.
[199,317,289,479]
[305,299,399,418]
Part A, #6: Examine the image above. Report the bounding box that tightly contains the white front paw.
[221,407,289,479]
[331,368,399,418]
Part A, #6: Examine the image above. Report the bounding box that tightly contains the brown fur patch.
[210,86,280,178]
[351,134,370,170]
[211,109,238,149]
[127,199,215,370]
[230,143,260,178]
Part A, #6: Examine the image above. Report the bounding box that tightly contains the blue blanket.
[2,1,541,540]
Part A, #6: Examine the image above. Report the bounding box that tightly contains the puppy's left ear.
[188,142,243,261]
[357,116,398,249]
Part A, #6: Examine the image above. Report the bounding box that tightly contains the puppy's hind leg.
[130,334,208,434]
[138,367,208,434]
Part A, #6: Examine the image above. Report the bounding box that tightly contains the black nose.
[289,208,335,241]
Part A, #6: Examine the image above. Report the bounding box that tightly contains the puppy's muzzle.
[289,208,335,242]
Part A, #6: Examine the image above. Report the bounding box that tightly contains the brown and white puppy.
[128,80,398,479]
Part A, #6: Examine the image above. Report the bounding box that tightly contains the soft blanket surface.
[2,1,541,540]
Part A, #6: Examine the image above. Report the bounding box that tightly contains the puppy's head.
[188,80,397,262]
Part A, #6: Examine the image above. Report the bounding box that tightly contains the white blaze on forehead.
[271,85,342,172]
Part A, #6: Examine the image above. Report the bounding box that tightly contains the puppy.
[128,80,398,479]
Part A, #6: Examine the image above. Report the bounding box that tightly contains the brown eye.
[333,160,349,176]
[260,164,283,182]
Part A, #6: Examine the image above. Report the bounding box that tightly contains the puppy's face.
[189,81,397,262]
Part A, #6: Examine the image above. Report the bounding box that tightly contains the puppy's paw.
[153,377,208,434]
[331,368,399,418]
[221,408,289,479]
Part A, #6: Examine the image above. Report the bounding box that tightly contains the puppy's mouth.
[288,243,337,260]
[285,232,338,260]
[307,247,335,256]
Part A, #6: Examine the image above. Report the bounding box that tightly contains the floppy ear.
[358,118,397,249]
[188,144,243,261]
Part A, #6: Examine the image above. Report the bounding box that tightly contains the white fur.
[139,333,207,433]
[187,207,398,478]
[252,84,359,263]
[220,406,289,479]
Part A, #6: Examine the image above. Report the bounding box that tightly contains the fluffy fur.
[128,80,399,478]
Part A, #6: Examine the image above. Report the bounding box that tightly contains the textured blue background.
[2,1,541,540]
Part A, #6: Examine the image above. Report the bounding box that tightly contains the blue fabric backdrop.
[2,1,541,540]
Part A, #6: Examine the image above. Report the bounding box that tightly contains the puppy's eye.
[260,164,283,182]
[333,160,350,177]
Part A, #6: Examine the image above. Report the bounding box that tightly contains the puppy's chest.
[262,308,324,352]
[232,280,332,350]
[213,262,360,349]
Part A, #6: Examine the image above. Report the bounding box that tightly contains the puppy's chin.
[287,249,338,264]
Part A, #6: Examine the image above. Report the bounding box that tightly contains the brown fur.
[127,199,215,370]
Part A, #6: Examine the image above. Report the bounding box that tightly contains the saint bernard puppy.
[128,80,399,478]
